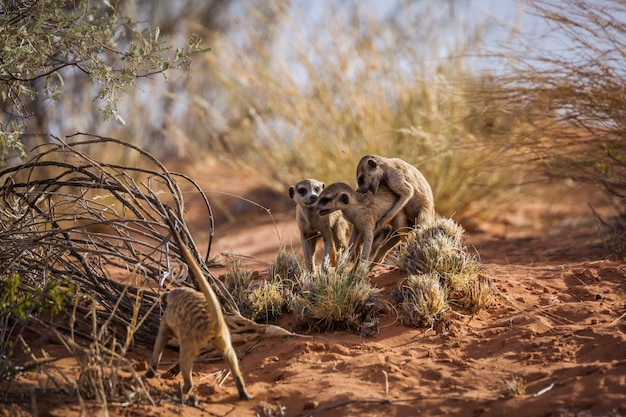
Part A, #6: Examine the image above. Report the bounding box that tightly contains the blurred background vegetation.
[2,0,625,228]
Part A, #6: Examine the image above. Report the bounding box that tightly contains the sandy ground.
[3,158,626,417]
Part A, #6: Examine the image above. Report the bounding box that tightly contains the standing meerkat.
[145,216,252,400]
[356,155,435,229]
[309,182,409,266]
[289,179,349,272]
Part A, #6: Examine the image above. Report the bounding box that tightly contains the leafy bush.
[0,0,203,161]
[0,274,73,388]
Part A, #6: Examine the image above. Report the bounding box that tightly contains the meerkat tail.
[164,214,252,400]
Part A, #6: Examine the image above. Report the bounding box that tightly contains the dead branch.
[0,133,292,353]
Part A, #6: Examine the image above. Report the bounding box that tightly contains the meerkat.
[309,182,409,266]
[289,179,349,272]
[356,155,435,229]
[145,216,252,400]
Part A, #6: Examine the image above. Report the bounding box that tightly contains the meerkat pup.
[356,155,435,229]
[145,217,252,400]
[289,179,349,272]
[309,182,409,266]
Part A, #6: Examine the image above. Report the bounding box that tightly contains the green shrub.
[0,274,73,385]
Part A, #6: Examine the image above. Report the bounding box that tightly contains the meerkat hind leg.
[146,319,170,379]
[213,334,253,400]
[178,344,197,394]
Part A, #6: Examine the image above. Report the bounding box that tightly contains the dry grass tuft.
[224,248,388,335]
[397,218,480,288]
[397,273,450,329]
[293,251,387,337]
[394,217,493,328]
[224,248,303,323]
[269,249,302,285]
[502,376,527,399]
[248,281,287,323]
[460,275,499,314]
[223,257,255,317]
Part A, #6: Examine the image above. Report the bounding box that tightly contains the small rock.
[303,400,319,410]
[133,360,148,372]
[595,294,603,300]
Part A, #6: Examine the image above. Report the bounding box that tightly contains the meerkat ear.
[288,186,295,199]
[321,182,326,189]
[339,192,350,205]
[367,159,377,169]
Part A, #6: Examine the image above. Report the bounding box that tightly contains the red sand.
[4,159,625,417]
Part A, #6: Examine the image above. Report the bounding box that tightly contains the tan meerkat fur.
[145,217,252,400]
[309,182,409,266]
[289,179,349,272]
[356,155,435,229]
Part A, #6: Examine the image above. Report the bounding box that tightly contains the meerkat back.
[164,287,213,349]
